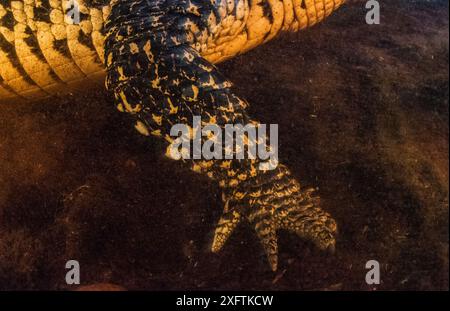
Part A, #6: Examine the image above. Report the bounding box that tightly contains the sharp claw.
[274,193,337,256]
[254,220,279,271]
[211,210,242,253]
[211,164,337,270]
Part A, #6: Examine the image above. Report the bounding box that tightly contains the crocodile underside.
[0,0,343,103]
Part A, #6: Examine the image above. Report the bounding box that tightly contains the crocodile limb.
[105,0,339,271]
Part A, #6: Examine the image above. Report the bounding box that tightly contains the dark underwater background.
[0,0,448,290]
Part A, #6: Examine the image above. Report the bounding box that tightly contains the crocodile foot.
[211,165,337,271]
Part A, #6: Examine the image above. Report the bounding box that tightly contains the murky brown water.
[0,0,448,290]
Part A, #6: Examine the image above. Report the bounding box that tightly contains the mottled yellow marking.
[250,189,262,197]
[220,160,232,169]
[129,42,139,54]
[237,173,247,181]
[152,129,162,137]
[152,113,163,126]
[167,98,179,114]
[234,192,246,199]
[107,52,113,66]
[229,179,239,187]
[187,2,201,16]
[187,84,199,101]
[143,40,153,61]
[135,121,150,136]
[199,160,214,169]
[227,169,237,177]
[249,163,258,177]
[117,66,127,81]
[192,164,202,172]
[119,91,141,113]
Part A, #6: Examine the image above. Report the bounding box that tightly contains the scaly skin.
[0,0,344,271]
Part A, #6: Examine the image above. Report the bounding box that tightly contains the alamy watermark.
[65,0,80,25]
[365,0,380,25]
[65,260,80,285]
[167,116,279,171]
[365,259,381,285]
[66,1,380,26]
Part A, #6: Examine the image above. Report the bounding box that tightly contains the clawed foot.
[211,165,337,271]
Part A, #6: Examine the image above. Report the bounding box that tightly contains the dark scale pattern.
[0,32,36,86]
[0,5,15,28]
[259,0,274,23]
[0,6,36,87]
[33,0,52,23]
[0,0,108,99]
[22,26,63,84]
[53,38,72,58]
[105,0,337,270]
[75,10,100,52]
